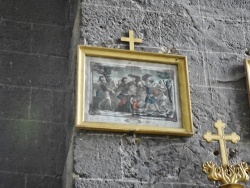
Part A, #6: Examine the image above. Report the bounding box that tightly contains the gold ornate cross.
[121,30,142,51]
[203,120,240,165]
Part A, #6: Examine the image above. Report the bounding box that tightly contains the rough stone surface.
[73,1,250,188]
[75,179,147,188]
[81,5,161,48]
[75,179,212,188]
[83,0,119,7]
[179,50,206,86]
[160,13,204,51]
[205,53,246,89]
[120,135,214,184]
[74,133,121,179]
[199,0,245,21]
[203,18,245,54]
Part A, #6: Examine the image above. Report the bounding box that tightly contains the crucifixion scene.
[88,61,177,123]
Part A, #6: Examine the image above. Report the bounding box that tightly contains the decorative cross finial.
[121,30,142,51]
[203,119,240,165]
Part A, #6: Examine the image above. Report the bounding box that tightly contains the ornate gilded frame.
[245,59,250,107]
[76,45,193,136]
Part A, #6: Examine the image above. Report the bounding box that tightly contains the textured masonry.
[74,0,250,187]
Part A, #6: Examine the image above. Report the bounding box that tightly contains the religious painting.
[76,46,193,135]
[245,59,250,107]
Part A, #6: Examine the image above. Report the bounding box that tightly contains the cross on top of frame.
[203,120,240,165]
[121,30,142,51]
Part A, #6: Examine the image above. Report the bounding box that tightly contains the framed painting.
[245,59,250,107]
[76,45,193,136]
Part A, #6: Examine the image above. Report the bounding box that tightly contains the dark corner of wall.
[63,0,81,187]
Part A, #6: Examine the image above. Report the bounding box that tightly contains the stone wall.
[0,0,77,187]
[74,0,250,188]
[1,0,250,187]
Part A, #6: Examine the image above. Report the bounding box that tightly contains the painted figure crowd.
[92,73,174,117]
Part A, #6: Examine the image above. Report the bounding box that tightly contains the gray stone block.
[140,11,161,47]
[76,0,250,187]
[238,143,250,164]
[31,24,71,57]
[244,23,250,52]
[130,0,164,12]
[75,178,147,188]
[203,18,245,54]
[74,133,121,179]
[116,9,161,47]
[131,0,200,16]
[147,182,173,188]
[30,89,66,123]
[0,119,66,175]
[179,50,206,86]
[190,86,250,142]
[0,85,29,119]
[0,0,67,25]
[82,0,119,7]
[81,5,161,47]
[199,0,244,20]
[242,2,250,22]
[162,0,200,15]
[81,5,121,47]
[190,88,216,136]
[0,172,25,188]
[136,46,161,53]
[160,13,204,51]
[0,20,31,53]
[0,51,68,89]
[120,135,212,184]
[120,0,131,8]
[172,184,213,188]
[204,52,246,89]
[26,175,62,188]
[235,144,250,187]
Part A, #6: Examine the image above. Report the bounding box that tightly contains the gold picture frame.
[245,59,250,107]
[76,45,193,136]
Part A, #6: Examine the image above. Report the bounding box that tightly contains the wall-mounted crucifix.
[203,119,240,165]
[202,120,250,188]
[120,30,142,51]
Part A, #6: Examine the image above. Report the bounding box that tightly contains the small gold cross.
[121,30,142,51]
[203,120,240,165]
